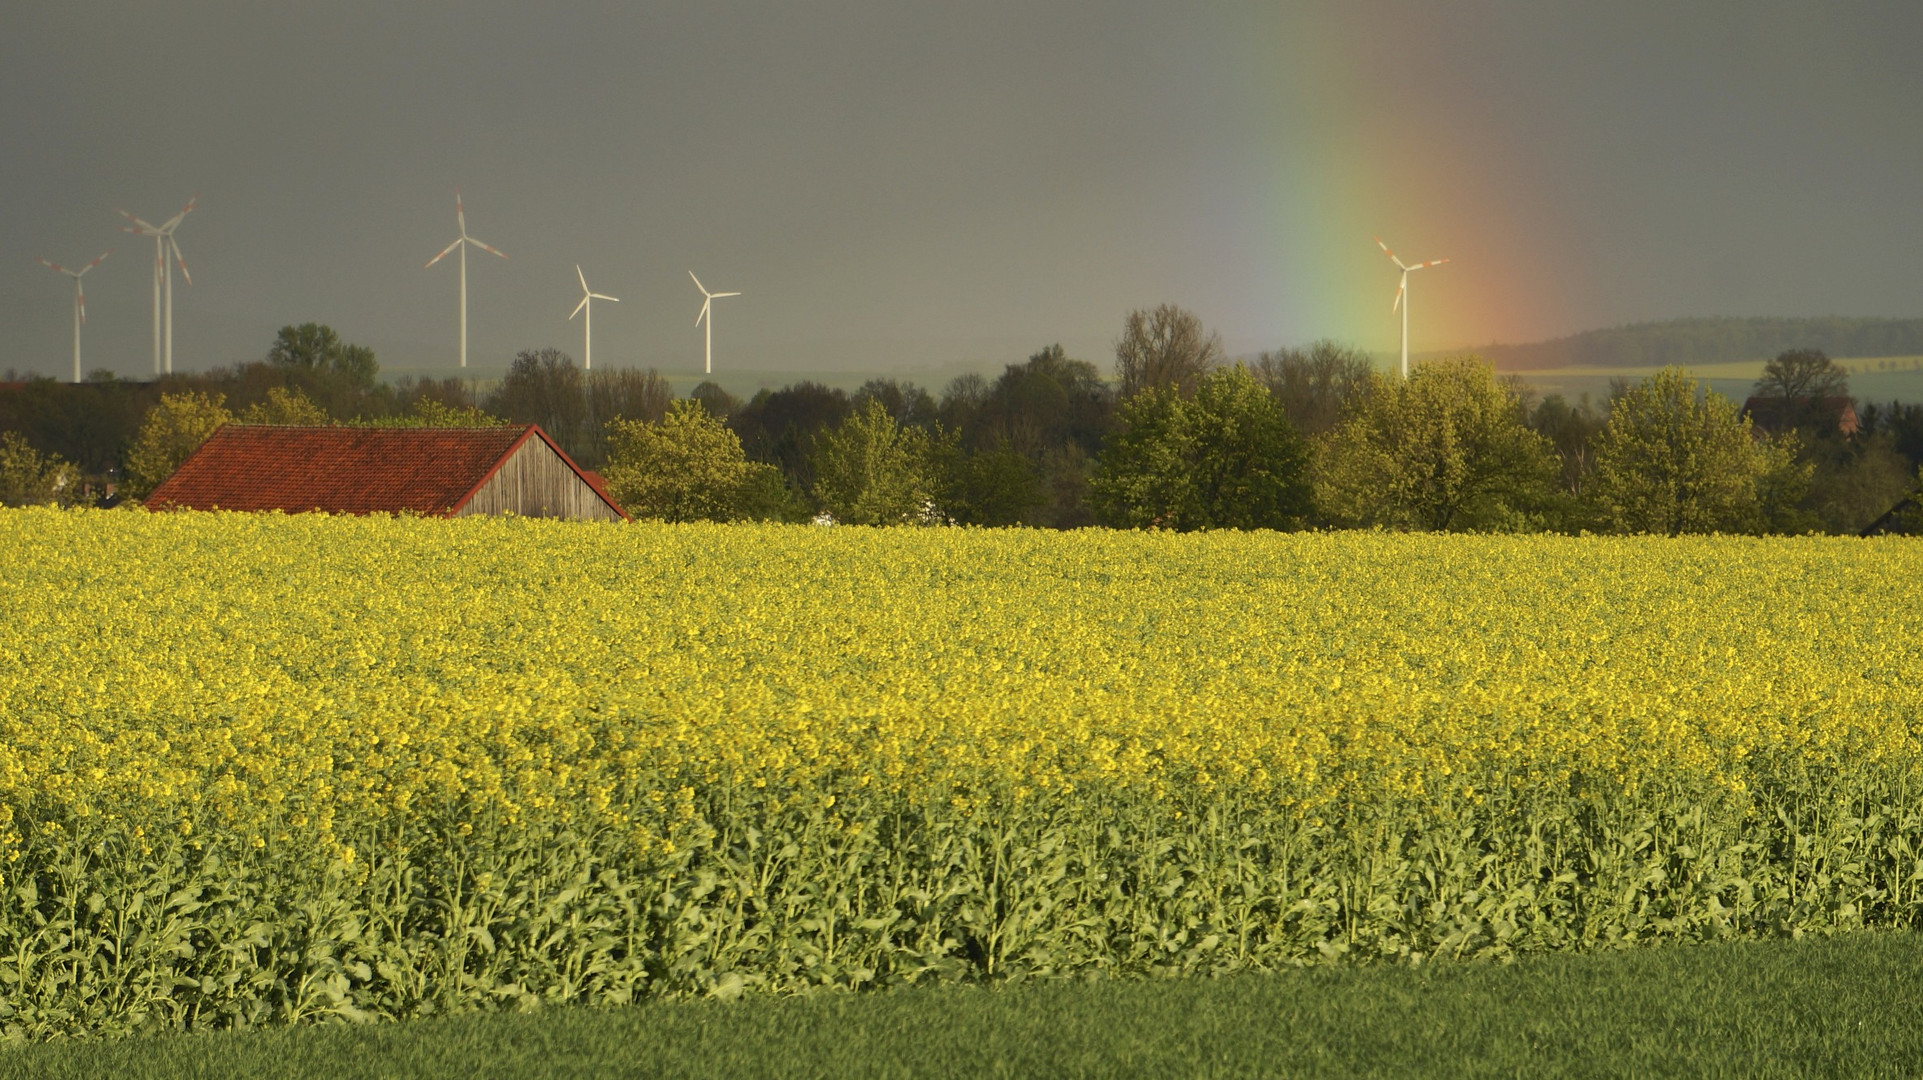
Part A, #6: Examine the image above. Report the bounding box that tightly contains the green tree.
[487,348,588,460]
[237,386,330,425]
[1753,347,1849,433]
[811,399,941,525]
[1316,356,1560,531]
[0,431,80,507]
[1590,367,1812,535]
[938,443,1045,527]
[125,391,233,497]
[267,323,378,387]
[1252,339,1375,436]
[1090,364,1313,531]
[1114,304,1221,399]
[602,400,783,522]
[352,398,505,428]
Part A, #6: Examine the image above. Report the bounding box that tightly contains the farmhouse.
[144,424,628,521]
[1740,395,1859,438]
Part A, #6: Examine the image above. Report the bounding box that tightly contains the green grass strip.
[5,932,1920,1080]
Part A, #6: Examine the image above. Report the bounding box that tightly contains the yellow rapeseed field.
[1,506,1921,1034]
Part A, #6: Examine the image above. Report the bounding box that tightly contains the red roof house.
[144,424,629,521]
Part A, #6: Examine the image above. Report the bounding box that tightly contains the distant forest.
[1480,317,1923,370]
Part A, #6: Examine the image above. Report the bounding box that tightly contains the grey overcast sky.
[4,1,1921,381]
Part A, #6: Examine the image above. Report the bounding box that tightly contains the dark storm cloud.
[2,1,1920,381]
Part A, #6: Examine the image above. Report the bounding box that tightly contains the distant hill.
[1478,317,1923,371]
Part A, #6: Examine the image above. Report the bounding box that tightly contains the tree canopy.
[811,399,943,525]
[1114,305,1221,399]
[266,323,377,388]
[1590,367,1810,535]
[602,400,783,523]
[1315,357,1560,531]
[125,391,232,497]
[1090,365,1312,531]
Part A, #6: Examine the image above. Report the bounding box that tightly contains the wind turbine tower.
[688,271,739,375]
[120,196,196,375]
[425,190,508,368]
[37,250,112,383]
[569,266,619,371]
[1374,236,1449,378]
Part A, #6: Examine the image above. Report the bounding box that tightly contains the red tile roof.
[144,424,626,518]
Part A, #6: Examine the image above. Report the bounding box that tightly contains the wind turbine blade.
[425,237,462,268]
[570,295,589,320]
[1412,258,1450,269]
[696,298,710,326]
[87,249,112,270]
[689,270,709,296]
[469,237,507,259]
[78,280,86,323]
[1374,236,1409,271]
[455,189,465,234]
[576,264,589,292]
[712,291,740,298]
[171,237,192,286]
[38,257,66,273]
[1392,280,1404,314]
[591,293,619,302]
[120,210,160,234]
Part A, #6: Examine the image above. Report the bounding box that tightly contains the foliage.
[1114,305,1221,399]
[123,391,233,497]
[941,346,1114,527]
[1803,436,1917,534]
[487,349,586,458]
[810,399,943,525]
[3,513,1923,1039]
[1589,367,1813,535]
[486,352,672,468]
[1528,392,1610,494]
[1090,365,1312,530]
[1315,357,1560,531]
[266,323,378,388]
[688,381,742,419]
[354,398,506,428]
[602,400,784,522]
[1251,339,1376,436]
[0,432,79,508]
[1750,348,1852,437]
[731,382,852,493]
[236,386,330,426]
[936,443,1045,527]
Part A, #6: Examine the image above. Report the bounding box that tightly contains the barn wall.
[457,437,623,521]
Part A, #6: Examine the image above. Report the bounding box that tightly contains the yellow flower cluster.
[1,508,1919,855]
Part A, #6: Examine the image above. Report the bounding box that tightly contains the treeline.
[4,309,1923,534]
[1481,316,1923,371]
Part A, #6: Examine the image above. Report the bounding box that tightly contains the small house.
[1740,396,1859,438]
[144,424,628,521]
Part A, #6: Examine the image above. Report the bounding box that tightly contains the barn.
[143,424,629,521]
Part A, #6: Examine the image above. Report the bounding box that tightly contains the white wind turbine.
[37,249,112,383]
[569,265,619,371]
[119,195,196,375]
[1374,236,1449,378]
[689,271,740,375]
[424,190,508,368]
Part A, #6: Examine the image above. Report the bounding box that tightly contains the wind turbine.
[1374,236,1448,378]
[424,189,508,368]
[37,250,112,383]
[689,271,739,375]
[569,266,619,371]
[119,195,196,375]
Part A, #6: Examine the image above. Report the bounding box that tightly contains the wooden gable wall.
[457,435,623,521]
